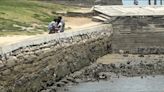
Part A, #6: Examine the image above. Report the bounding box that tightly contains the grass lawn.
[0,0,76,36]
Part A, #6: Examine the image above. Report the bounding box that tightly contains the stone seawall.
[0,24,112,92]
[51,0,122,7]
[112,17,164,54]
[112,31,164,54]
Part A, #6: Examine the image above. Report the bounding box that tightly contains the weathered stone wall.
[49,0,122,7]
[94,0,123,5]
[112,32,164,54]
[0,24,112,92]
[112,17,164,54]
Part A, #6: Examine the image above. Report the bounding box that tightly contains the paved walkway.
[93,5,164,16]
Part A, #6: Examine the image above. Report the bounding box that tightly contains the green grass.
[0,0,76,36]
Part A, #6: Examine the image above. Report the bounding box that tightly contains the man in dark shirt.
[134,0,139,5]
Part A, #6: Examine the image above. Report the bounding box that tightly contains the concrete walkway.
[93,5,164,16]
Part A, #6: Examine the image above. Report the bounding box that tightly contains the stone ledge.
[0,24,112,58]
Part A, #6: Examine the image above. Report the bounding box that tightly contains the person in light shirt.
[48,18,59,34]
[57,16,65,33]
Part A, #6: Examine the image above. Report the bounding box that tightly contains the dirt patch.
[64,16,100,30]
[0,35,35,46]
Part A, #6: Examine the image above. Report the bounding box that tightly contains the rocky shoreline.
[41,54,164,92]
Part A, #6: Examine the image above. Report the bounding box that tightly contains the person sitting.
[48,18,59,34]
[57,16,65,33]
[134,0,138,5]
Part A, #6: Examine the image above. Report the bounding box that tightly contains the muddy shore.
[41,54,164,92]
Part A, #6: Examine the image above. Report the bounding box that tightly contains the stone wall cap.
[0,24,112,56]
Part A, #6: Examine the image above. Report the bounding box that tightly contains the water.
[58,76,164,92]
[122,0,162,5]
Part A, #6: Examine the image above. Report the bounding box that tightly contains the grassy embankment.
[0,0,75,36]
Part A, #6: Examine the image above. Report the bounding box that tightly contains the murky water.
[58,76,164,92]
